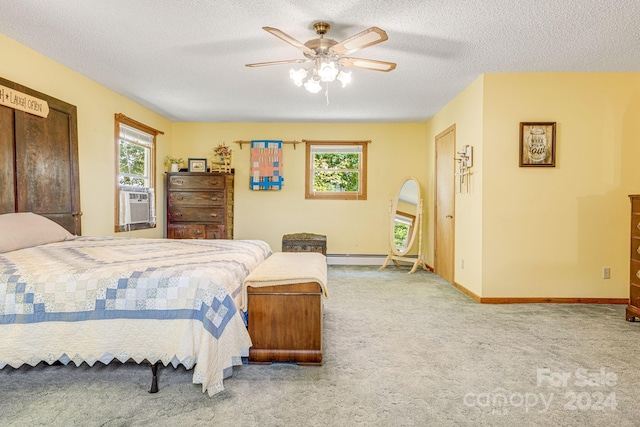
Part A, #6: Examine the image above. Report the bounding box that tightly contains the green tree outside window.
[312,152,360,192]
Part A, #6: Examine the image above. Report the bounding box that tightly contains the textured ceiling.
[1,0,639,123]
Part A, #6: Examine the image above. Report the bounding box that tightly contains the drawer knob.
[211,197,219,201]
[210,213,218,217]
[637,247,640,255]
[194,230,202,235]
[636,270,640,279]
[209,180,219,185]
[172,179,184,185]
[637,222,640,230]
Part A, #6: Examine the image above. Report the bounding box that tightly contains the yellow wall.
[171,122,428,254]
[0,33,172,237]
[427,72,640,299]
[482,72,640,298]
[425,77,485,296]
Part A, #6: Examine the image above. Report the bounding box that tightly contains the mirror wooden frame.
[380,176,428,274]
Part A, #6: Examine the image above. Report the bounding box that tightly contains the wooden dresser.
[165,172,233,239]
[628,195,640,321]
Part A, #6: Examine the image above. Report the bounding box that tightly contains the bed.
[0,212,272,396]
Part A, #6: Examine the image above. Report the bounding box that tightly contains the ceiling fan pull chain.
[325,83,330,105]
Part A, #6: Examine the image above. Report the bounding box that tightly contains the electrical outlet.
[602,267,611,279]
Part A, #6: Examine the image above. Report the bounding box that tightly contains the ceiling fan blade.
[263,26,316,56]
[338,57,397,72]
[331,27,389,56]
[246,59,312,67]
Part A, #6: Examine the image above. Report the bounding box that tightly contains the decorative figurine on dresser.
[165,171,234,239]
[627,195,640,321]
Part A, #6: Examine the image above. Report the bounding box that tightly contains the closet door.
[0,104,15,213]
[0,77,81,235]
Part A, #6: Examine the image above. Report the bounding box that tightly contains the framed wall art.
[519,122,556,167]
[188,158,207,172]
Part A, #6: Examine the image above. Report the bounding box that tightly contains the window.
[119,123,153,187]
[305,140,368,200]
[114,113,163,232]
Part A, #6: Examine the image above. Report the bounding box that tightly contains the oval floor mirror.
[380,176,428,274]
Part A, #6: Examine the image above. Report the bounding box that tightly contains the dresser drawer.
[168,207,225,224]
[630,260,640,286]
[632,197,640,214]
[168,224,206,239]
[168,224,228,239]
[632,214,640,237]
[632,236,640,261]
[168,174,226,190]
[168,191,225,207]
[630,284,640,309]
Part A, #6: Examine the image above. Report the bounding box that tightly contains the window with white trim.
[305,140,368,200]
[114,114,163,232]
[119,124,153,187]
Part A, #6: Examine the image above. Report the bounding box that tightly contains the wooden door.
[435,125,456,283]
[0,77,81,235]
[0,104,15,213]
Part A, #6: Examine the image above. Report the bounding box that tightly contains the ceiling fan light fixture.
[248,22,395,95]
[318,60,339,82]
[289,68,308,86]
[304,77,322,93]
[337,70,352,87]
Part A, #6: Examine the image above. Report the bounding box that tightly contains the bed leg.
[149,362,159,393]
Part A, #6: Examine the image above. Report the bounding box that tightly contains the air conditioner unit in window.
[121,190,150,225]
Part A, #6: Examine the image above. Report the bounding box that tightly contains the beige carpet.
[2,265,639,426]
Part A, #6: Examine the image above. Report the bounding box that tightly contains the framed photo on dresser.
[188,158,207,172]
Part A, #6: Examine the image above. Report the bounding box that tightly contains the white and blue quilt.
[0,237,272,396]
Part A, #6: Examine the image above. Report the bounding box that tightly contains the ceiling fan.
[246,22,396,93]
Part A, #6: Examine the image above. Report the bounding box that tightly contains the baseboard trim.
[452,282,627,304]
[326,254,388,266]
[327,254,433,268]
[452,281,481,302]
[479,297,628,304]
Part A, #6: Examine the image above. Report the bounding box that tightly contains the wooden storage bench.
[241,252,328,365]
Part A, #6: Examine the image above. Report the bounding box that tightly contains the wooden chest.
[248,282,323,365]
[282,233,327,255]
[165,172,234,239]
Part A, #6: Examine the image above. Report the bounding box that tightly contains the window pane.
[313,152,360,192]
[313,171,359,192]
[119,176,146,186]
[119,141,148,179]
[313,152,359,170]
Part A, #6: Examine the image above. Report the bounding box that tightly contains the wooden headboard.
[0,76,81,235]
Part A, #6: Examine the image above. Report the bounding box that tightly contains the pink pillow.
[0,212,75,253]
